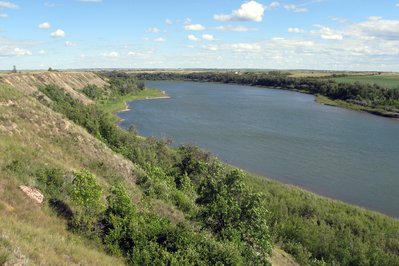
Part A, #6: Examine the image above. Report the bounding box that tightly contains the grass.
[329,75,399,89]
[97,88,165,114]
[0,85,23,100]
[315,95,399,117]
[2,77,398,265]
[0,85,135,264]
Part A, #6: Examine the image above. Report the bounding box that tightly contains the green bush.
[69,169,104,234]
[36,167,65,198]
[82,84,103,99]
[197,168,272,265]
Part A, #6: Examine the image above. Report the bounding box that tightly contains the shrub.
[36,167,65,198]
[69,169,104,234]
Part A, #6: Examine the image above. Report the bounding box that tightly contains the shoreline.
[142,79,399,120]
[118,91,170,113]
[116,83,398,218]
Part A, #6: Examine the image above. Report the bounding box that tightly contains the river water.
[118,81,399,217]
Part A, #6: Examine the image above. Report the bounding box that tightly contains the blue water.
[118,81,399,217]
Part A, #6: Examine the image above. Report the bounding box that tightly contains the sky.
[1,0,399,71]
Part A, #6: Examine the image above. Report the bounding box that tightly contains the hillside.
[0,88,132,263]
[0,71,398,266]
[0,72,277,265]
[0,72,107,104]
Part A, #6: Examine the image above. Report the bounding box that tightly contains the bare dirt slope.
[0,72,108,104]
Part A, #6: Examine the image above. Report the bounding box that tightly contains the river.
[118,81,399,217]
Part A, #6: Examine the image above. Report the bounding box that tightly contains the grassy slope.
[1,74,398,265]
[0,84,183,265]
[329,75,399,89]
[0,85,136,265]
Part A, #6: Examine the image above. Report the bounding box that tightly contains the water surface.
[118,81,399,217]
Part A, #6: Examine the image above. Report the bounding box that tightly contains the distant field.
[329,75,399,89]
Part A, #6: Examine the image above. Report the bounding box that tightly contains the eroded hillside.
[0,72,108,104]
[0,78,136,265]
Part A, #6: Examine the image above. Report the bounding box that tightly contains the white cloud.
[39,49,46,54]
[367,16,382,21]
[268,38,314,47]
[38,22,51,29]
[288,27,305,33]
[0,13,7,18]
[284,4,307,12]
[50,29,65,38]
[127,51,142,56]
[155,37,165,42]
[347,19,399,41]
[265,1,280,10]
[231,43,261,52]
[202,44,219,51]
[317,27,343,40]
[187,34,198,41]
[14,47,31,56]
[127,50,153,57]
[202,34,215,41]
[184,24,205,31]
[187,45,195,49]
[146,27,160,33]
[396,3,399,7]
[214,1,265,22]
[214,25,258,32]
[0,1,18,9]
[104,51,118,58]
[165,19,173,25]
[65,41,77,47]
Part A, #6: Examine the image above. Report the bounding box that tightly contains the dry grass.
[0,84,137,265]
[0,78,192,265]
[0,72,108,105]
[271,248,299,266]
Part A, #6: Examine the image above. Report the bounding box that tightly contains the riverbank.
[95,80,399,265]
[134,72,399,119]
[97,88,168,115]
[315,95,399,118]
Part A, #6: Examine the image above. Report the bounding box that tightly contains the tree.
[197,168,272,265]
[70,169,103,211]
[11,65,17,73]
[69,169,104,232]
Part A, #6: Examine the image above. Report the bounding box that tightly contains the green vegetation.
[97,88,164,114]
[36,82,274,265]
[135,71,399,118]
[330,75,399,89]
[315,95,399,117]
[1,72,398,265]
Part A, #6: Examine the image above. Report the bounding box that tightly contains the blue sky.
[1,0,399,70]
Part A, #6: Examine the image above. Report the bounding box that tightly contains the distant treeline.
[134,72,399,117]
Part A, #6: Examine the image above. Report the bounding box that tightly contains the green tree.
[69,169,104,233]
[197,169,272,265]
